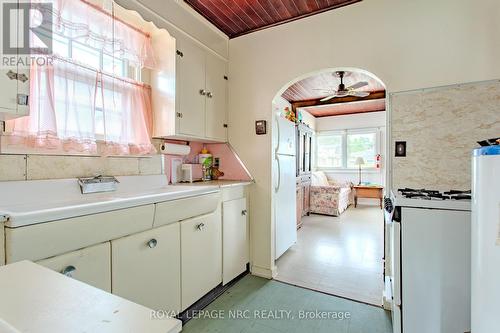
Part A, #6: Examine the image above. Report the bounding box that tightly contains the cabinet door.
[0,68,19,116]
[303,182,311,214]
[222,198,248,285]
[181,209,222,310]
[111,223,181,313]
[177,40,206,138]
[205,53,227,141]
[37,242,111,292]
[296,185,303,228]
[0,5,29,119]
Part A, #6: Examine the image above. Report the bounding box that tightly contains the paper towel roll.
[160,143,191,155]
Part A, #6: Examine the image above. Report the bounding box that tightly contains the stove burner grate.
[398,188,471,200]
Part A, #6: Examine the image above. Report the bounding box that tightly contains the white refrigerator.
[274,115,297,259]
[472,145,500,333]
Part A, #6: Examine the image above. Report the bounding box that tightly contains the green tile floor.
[182,275,392,333]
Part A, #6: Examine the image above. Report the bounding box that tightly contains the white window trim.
[316,127,382,172]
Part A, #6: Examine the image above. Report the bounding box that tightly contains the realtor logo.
[1,1,53,55]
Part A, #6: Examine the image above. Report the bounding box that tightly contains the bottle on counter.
[199,147,213,181]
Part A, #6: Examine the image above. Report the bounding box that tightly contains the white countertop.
[0,175,223,228]
[176,179,254,188]
[0,261,182,333]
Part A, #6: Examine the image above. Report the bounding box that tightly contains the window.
[3,0,176,156]
[347,132,377,168]
[317,134,343,168]
[316,130,380,169]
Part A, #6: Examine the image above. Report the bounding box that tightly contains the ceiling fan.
[315,71,370,102]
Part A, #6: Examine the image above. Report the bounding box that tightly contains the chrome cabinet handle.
[199,89,207,96]
[196,223,205,231]
[207,92,213,98]
[147,238,158,248]
[61,265,76,278]
[241,210,248,216]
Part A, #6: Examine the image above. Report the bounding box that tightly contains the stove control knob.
[384,198,393,213]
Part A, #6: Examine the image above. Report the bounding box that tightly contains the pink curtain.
[4,58,99,153]
[99,74,155,156]
[53,0,155,68]
[4,0,157,155]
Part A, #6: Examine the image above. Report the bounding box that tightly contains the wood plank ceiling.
[184,0,361,38]
[282,70,386,117]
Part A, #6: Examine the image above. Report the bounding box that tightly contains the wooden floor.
[275,205,384,306]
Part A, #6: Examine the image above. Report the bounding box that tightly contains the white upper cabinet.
[154,37,227,142]
[177,40,207,138]
[205,54,228,141]
[0,5,29,120]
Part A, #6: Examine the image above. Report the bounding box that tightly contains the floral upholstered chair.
[310,171,352,216]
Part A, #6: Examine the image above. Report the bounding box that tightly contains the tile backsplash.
[0,154,163,181]
[391,80,500,190]
[0,139,165,181]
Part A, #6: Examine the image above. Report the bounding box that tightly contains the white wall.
[299,110,316,130]
[316,111,385,132]
[227,0,500,278]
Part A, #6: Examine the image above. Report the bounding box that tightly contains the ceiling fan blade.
[347,81,369,90]
[351,91,370,98]
[320,95,337,102]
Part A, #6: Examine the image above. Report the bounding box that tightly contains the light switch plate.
[395,141,406,157]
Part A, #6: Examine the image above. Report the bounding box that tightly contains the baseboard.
[250,264,277,279]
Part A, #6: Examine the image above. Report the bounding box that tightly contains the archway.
[271,67,388,306]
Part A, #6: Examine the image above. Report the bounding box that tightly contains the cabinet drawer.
[37,242,111,292]
[221,186,245,202]
[154,192,220,227]
[5,205,155,263]
[181,208,222,310]
[112,223,181,313]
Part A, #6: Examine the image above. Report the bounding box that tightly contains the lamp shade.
[355,157,365,165]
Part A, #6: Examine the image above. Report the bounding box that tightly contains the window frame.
[315,128,381,172]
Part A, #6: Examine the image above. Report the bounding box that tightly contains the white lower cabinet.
[111,222,181,313]
[222,198,249,285]
[181,209,222,311]
[36,242,111,292]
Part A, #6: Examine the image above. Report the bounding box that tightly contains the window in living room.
[317,129,379,169]
[317,133,343,168]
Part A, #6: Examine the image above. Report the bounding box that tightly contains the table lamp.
[355,157,365,185]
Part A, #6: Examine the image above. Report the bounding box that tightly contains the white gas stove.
[393,188,471,211]
[385,188,471,333]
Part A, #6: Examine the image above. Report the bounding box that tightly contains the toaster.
[181,164,203,183]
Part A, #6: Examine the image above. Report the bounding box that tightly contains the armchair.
[310,171,352,216]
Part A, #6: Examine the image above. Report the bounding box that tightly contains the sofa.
[310,171,352,216]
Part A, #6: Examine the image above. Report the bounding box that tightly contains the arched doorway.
[271,67,388,306]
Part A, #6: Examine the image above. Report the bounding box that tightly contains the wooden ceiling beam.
[291,91,386,111]
[310,108,386,118]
